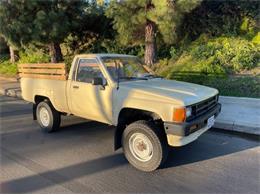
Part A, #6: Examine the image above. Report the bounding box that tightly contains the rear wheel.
[36,101,60,133]
[122,120,168,172]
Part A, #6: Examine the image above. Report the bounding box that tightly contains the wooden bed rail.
[18,63,67,80]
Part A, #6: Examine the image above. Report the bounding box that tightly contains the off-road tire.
[36,100,61,133]
[122,120,168,172]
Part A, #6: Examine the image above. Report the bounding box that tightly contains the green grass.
[0,57,17,76]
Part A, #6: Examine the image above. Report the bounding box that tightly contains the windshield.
[101,56,157,82]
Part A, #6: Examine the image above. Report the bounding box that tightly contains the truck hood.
[120,79,218,106]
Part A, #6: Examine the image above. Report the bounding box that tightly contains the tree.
[0,0,34,62]
[0,36,9,55]
[62,1,114,55]
[106,0,202,66]
[179,0,260,42]
[29,0,87,63]
[0,0,87,63]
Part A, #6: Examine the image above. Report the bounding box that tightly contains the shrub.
[18,48,50,63]
[0,47,50,76]
[188,35,259,72]
[155,35,260,80]
[252,32,260,45]
[204,76,260,98]
[0,60,17,76]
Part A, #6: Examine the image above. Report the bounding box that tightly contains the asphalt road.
[0,95,259,193]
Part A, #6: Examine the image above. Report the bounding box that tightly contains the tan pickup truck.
[19,54,221,171]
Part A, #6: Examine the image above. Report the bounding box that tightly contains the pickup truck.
[19,54,221,172]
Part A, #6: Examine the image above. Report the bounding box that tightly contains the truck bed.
[19,63,70,113]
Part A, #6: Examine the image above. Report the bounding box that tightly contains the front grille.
[187,95,218,121]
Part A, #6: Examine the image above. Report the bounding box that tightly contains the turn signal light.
[173,107,186,123]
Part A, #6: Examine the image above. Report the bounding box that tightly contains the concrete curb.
[0,75,19,82]
[214,120,260,136]
[0,76,21,98]
[0,87,21,98]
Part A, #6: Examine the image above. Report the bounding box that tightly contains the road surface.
[0,95,259,193]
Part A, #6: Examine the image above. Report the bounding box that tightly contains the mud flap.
[33,104,37,120]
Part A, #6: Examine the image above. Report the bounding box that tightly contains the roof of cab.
[74,53,136,58]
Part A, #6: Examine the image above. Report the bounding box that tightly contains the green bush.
[154,35,260,79]
[0,60,17,76]
[188,35,259,72]
[0,48,50,76]
[18,48,50,63]
[204,76,260,98]
[153,34,260,98]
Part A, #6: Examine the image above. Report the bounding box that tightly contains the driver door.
[69,58,113,124]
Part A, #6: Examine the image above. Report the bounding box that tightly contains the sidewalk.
[0,77,259,136]
[215,96,260,135]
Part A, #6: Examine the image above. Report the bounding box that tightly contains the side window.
[76,59,104,83]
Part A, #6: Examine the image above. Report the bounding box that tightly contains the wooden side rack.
[18,63,67,80]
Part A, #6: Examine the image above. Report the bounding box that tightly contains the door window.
[76,58,104,83]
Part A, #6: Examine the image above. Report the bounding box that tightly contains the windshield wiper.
[143,74,163,79]
[119,76,148,80]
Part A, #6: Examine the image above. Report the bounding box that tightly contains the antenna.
[116,61,120,90]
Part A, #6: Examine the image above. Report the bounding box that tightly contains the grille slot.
[188,95,218,121]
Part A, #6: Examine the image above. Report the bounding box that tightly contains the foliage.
[18,48,49,64]
[0,36,8,54]
[0,48,50,76]
[252,32,260,45]
[154,35,260,79]
[178,0,260,42]
[0,0,88,62]
[106,0,201,65]
[203,76,260,98]
[0,55,17,76]
[106,0,201,46]
[0,0,34,48]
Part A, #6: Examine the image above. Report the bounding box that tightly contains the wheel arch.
[114,107,164,150]
[33,95,53,120]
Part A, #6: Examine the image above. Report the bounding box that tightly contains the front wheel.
[122,120,168,172]
[36,101,60,133]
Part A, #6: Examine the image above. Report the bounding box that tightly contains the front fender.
[113,97,172,125]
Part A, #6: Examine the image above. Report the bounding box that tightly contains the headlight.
[186,107,192,118]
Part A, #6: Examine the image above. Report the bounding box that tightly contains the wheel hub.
[39,107,50,127]
[129,133,153,162]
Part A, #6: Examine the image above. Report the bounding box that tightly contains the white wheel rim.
[129,132,153,162]
[39,107,50,127]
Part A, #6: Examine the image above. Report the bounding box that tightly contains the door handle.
[73,85,79,89]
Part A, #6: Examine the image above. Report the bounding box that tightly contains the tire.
[122,120,168,172]
[36,100,61,133]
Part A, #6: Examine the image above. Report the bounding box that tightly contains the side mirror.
[92,77,103,85]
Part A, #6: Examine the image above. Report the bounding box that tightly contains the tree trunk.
[49,42,63,63]
[144,20,156,66]
[9,46,18,63]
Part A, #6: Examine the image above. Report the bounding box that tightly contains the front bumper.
[164,103,221,146]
